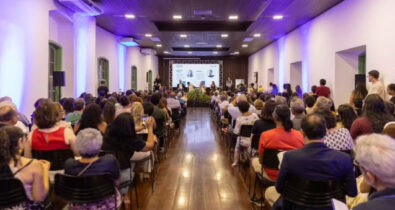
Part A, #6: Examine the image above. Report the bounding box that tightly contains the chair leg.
[134,180,139,209]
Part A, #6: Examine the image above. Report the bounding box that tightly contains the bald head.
[301,114,327,140]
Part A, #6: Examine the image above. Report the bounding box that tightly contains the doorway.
[98,57,109,88]
[49,42,62,101]
[148,70,153,91]
[290,61,302,92]
[267,68,274,90]
[131,66,137,90]
[335,45,366,105]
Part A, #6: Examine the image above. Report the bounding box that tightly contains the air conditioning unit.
[140,48,157,56]
[58,0,103,16]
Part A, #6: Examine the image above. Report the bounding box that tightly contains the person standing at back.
[97,80,109,97]
[367,70,386,99]
[315,79,331,98]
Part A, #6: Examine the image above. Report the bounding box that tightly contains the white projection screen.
[171,63,220,87]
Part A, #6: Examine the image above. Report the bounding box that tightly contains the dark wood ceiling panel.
[154,21,253,31]
[94,0,344,56]
[172,47,229,52]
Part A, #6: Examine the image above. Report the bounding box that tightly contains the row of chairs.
[210,102,347,209]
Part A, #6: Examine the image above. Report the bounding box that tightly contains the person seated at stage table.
[210,81,216,91]
[177,80,185,91]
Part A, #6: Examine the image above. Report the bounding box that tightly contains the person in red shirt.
[257,105,305,181]
[316,79,331,98]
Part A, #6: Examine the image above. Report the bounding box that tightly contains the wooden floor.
[136,108,253,210]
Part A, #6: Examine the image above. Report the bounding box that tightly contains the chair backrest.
[171,108,180,119]
[54,173,116,205]
[262,149,281,170]
[282,175,345,208]
[251,134,260,150]
[0,178,28,209]
[137,133,148,142]
[239,125,253,137]
[32,149,74,170]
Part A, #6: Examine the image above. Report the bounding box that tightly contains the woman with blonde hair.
[132,102,147,134]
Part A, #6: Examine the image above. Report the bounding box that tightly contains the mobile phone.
[142,115,148,122]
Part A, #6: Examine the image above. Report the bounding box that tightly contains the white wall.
[125,47,158,91]
[248,0,395,106]
[0,0,56,116]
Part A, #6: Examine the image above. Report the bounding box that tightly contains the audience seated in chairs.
[24,100,77,178]
[132,102,156,174]
[65,98,85,128]
[150,93,167,152]
[102,112,155,194]
[267,114,357,209]
[314,108,354,151]
[0,126,50,209]
[250,100,276,157]
[74,103,107,134]
[64,128,121,209]
[232,101,259,166]
[290,98,305,131]
[252,105,304,183]
[350,94,394,139]
[353,134,395,210]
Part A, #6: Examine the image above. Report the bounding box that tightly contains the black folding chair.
[171,108,181,132]
[32,149,74,170]
[250,149,280,208]
[0,178,28,209]
[282,175,345,208]
[54,173,118,209]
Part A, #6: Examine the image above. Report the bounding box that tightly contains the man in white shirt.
[218,95,229,116]
[167,92,181,109]
[368,70,386,99]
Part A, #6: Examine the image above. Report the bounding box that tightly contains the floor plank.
[137,108,253,210]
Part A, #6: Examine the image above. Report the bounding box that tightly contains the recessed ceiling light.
[164,51,170,54]
[242,44,248,48]
[216,45,222,48]
[188,51,192,54]
[180,34,187,38]
[213,51,218,55]
[173,15,182,20]
[184,45,190,48]
[273,15,283,20]
[232,51,240,55]
[125,14,135,19]
[156,44,162,47]
[228,15,238,20]
[145,33,152,37]
[221,34,228,38]
[253,33,261,37]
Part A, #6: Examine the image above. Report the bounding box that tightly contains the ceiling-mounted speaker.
[53,71,65,87]
[58,0,103,16]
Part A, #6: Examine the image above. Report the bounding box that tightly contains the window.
[49,42,62,101]
[131,66,137,90]
[98,58,109,88]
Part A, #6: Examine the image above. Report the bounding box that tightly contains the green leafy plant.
[187,89,210,106]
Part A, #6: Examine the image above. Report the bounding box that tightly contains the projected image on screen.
[172,64,220,88]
